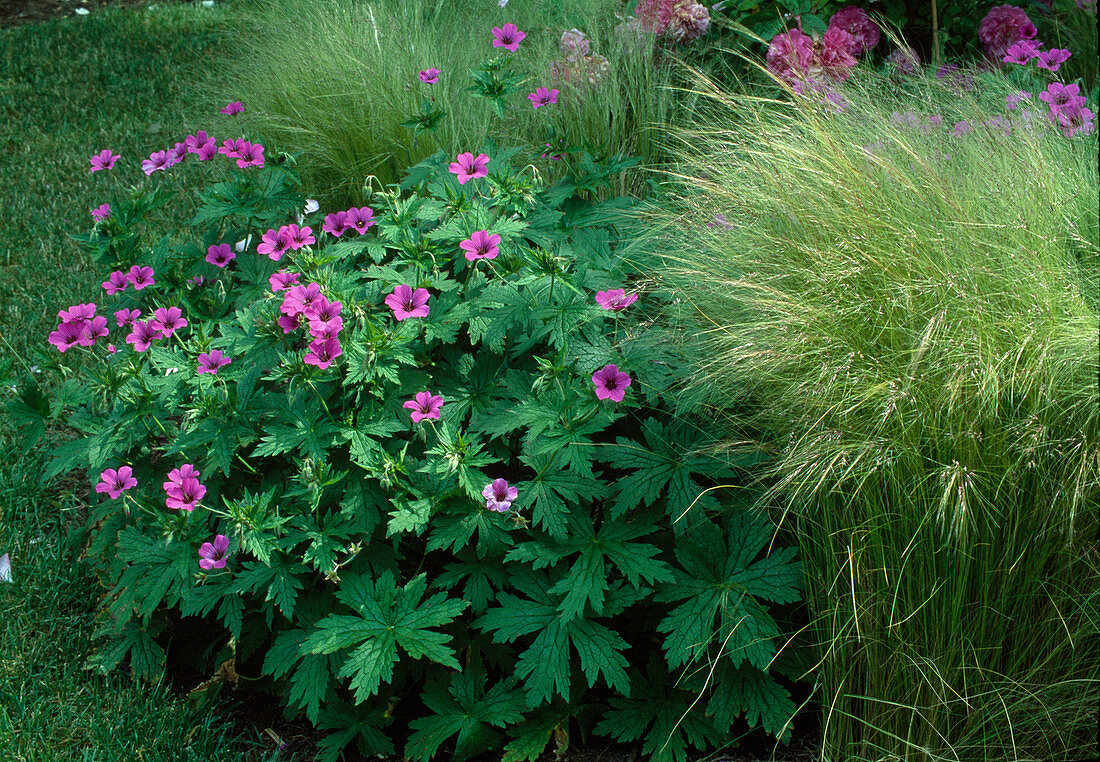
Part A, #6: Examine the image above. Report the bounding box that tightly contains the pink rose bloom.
[767,29,815,86]
[819,27,858,81]
[827,6,879,56]
[978,5,1038,66]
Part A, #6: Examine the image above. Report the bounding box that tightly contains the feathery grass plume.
[220,0,705,204]
[643,47,1100,762]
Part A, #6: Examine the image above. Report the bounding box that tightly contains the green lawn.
[0,4,297,758]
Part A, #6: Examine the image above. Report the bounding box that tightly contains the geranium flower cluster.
[978,4,1037,67]
[257,223,316,260]
[321,206,376,237]
[134,130,264,177]
[1003,40,1072,72]
[548,28,611,87]
[1040,82,1096,136]
[48,303,108,352]
[279,281,344,369]
[164,464,206,511]
[635,0,710,45]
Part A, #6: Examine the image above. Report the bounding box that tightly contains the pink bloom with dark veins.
[125,320,161,352]
[198,534,230,570]
[303,337,342,369]
[491,23,526,52]
[91,203,111,221]
[347,207,376,234]
[197,350,232,375]
[90,149,120,172]
[595,289,638,311]
[221,101,244,115]
[206,243,236,267]
[403,391,444,422]
[151,306,188,338]
[101,271,129,295]
[482,478,518,512]
[592,363,632,402]
[115,308,140,327]
[459,230,500,261]
[449,152,490,185]
[384,284,431,320]
[419,68,440,84]
[269,270,300,292]
[96,466,137,499]
[126,265,155,290]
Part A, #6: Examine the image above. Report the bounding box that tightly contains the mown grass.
[0,4,294,759]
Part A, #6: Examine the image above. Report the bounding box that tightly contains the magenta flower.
[528,87,560,108]
[1003,39,1041,65]
[404,391,444,422]
[59,303,96,323]
[151,306,188,338]
[221,101,244,115]
[449,152,490,185]
[491,22,526,52]
[460,230,501,261]
[1054,104,1096,137]
[189,276,206,287]
[1006,90,1032,109]
[482,478,518,512]
[198,535,230,570]
[385,284,431,320]
[305,295,343,337]
[1040,82,1086,113]
[48,320,85,352]
[163,464,206,511]
[91,203,111,221]
[142,150,171,175]
[766,29,815,86]
[819,27,857,81]
[886,46,920,75]
[348,207,376,234]
[83,316,109,346]
[236,141,265,168]
[595,289,638,311]
[125,320,161,352]
[126,265,155,290]
[978,4,1038,66]
[322,210,351,237]
[197,349,232,375]
[951,120,974,136]
[304,337,342,369]
[185,131,212,153]
[269,270,300,292]
[281,282,323,318]
[115,308,140,327]
[206,243,235,267]
[419,68,440,83]
[195,139,218,161]
[217,138,249,158]
[1036,48,1071,72]
[198,534,230,570]
[101,271,129,295]
[90,149,120,172]
[827,6,879,56]
[257,227,292,261]
[285,223,315,250]
[706,213,734,230]
[107,344,116,354]
[278,314,301,334]
[167,142,188,168]
[96,466,137,499]
[592,363,631,402]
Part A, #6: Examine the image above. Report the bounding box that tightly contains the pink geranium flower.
[269,270,300,292]
[217,138,249,159]
[384,284,431,320]
[48,320,85,352]
[235,141,265,168]
[1040,82,1086,113]
[194,139,218,161]
[528,87,560,108]
[221,101,244,115]
[206,243,235,267]
[101,271,129,295]
[404,391,444,422]
[151,306,188,338]
[304,295,342,338]
[90,149,120,172]
[482,478,518,512]
[595,289,638,311]
[257,228,292,261]
[91,203,111,221]
[1003,39,1041,65]
[197,349,232,375]
[322,210,351,237]
[304,337,342,369]
[164,464,206,511]
[592,363,631,402]
[96,466,137,499]
[185,131,212,153]
[142,150,171,175]
[281,282,323,318]
[419,68,440,83]
[347,207,376,234]
[460,230,500,261]
[491,23,526,52]
[125,320,161,352]
[1036,48,1071,72]
[978,4,1038,66]
[198,535,230,570]
[449,152,490,184]
[115,308,140,327]
[59,303,97,323]
[285,223,315,249]
[126,265,155,290]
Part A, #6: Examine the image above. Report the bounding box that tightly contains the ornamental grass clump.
[648,62,1100,761]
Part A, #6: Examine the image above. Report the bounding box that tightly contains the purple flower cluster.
[635,0,710,45]
[766,6,879,90]
[1040,82,1096,136]
[48,303,109,352]
[978,5,1038,66]
[321,206,376,237]
[257,223,316,261]
[279,282,344,369]
[164,464,206,511]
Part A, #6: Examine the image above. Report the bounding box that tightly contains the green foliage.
[18,136,805,760]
